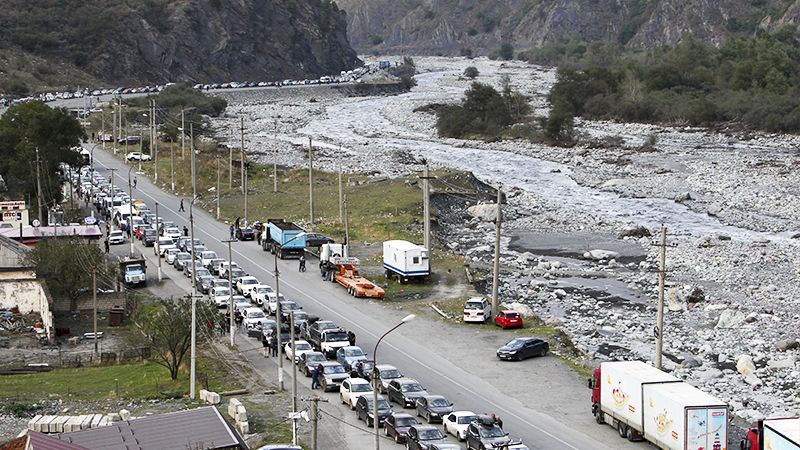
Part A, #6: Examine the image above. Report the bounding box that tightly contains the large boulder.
[737,355,756,376]
[667,288,685,312]
[467,203,498,222]
[716,310,745,329]
[583,249,620,261]
[775,339,800,352]
[619,225,651,238]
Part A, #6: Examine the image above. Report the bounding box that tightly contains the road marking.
[98,155,584,450]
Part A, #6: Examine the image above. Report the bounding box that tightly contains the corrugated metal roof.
[56,407,242,450]
[28,431,90,450]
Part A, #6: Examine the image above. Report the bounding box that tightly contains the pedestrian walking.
[347,330,356,346]
[219,317,227,336]
[133,177,137,189]
[183,225,189,237]
[179,198,185,212]
[311,364,323,390]
[235,311,243,329]
[270,334,278,357]
[104,239,110,253]
[229,224,235,240]
[298,255,306,272]
[261,333,269,357]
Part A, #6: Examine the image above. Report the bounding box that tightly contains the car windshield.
[478,425,505,438]
[506,339,528,349]
[255,287,272,293]
[419,429,444,440]
[110,231,123,236]
[216,280,230,288]
[216,288,231,296]
[202,252,216,258]
[504,312,519,318]
[429,398,450,407]
[381,369,401,379]
[247,311,265,319]
[305,353,325,363]
[231,269,244,276]
[326,332,348,342]
[458,415,477,425]
[158,238,173,244]
[401,383,423,393]
[344,348,364,357]
[295,342,312,351]
[200,276,213,283]
[351,383,371,392]
[395,417,417,427]
[324,365,345,374]
[465,302,483,310]
[243,279,257,285]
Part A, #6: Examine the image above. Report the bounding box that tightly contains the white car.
[219,261,240,278]
[125,152,152,161]
[156,237,176,256]
[373,364,403,394]
[443,411,478,441]
[237,276,260,297]
[108,230,125,245]
[162,227,182,240]
[339,377,372,410]
[211,287,232,308]
[233,300,252,314]
[165,248,180,264]
[266,292,287,315]
[251,285,274,306]
[198,250,218,267]
[284,339,313,363]
[242,307,269,329]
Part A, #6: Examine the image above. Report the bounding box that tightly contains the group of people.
[261,332,279,357]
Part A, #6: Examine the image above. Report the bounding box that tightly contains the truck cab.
[742,418,800,450]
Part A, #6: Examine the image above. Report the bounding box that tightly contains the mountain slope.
[335,0,800,56]
[0,0,360,93]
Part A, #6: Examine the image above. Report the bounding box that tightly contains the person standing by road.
[265,332,274,357]
[270,333,278,357]
[229,224,235,240]
[183,225,189,237]
[298,255,306,272]
[347,330,356,346]
[311,364,322,390]
[133,177,137,189]
[261,333,270,357]
[178,198,185,212]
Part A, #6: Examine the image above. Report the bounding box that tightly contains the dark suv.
[355,395,393,428]
[465,415,510,450]
[406,425,446,450]
[387,378,428,408]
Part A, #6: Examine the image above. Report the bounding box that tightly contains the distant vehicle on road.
[384,412,419,444]
[387,378,428,408]
[443,411,477,441]
[235,226,256,241]
[465,415,510,450]
[284,340,313,363]
[318,361,349,392]
[406,425,446,450]
[415,395,454,424]
[355,395,393,428]
[299,351,326,377]
[125,151,150,161]
[496,337,549,361]
[339,377,371,410]
[335,346,367,372]
[372,364,403,394]
[494,310,523,329]
[108,230,125,245]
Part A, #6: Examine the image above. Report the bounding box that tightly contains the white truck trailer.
[743,417,800,450]
[590,360,729,449]
[382,240,429,283]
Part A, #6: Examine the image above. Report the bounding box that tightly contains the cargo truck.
[742,417,800,450]
[319,243,348,281]
[261,219,306,259]
[118,255,146,287]
[590,361,729,449]
[382,240,430,284]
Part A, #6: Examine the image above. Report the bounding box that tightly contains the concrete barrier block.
[119,409,131,421]
[98,417,109,427]
[65,416,84,432]
[28,415,42,431]
[80,415,93,430]
[228,399,241,419]
[200,389,209,402]
[237,421,249,434]
[37,416,55,433]
[235,411,248,423]
[207,392,221,405]
[90,414,103,428]
[51,416,69,433]
[106,413,121,422]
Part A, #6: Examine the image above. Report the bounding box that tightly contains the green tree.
[0,102,85,220]
[137,297,217,380]
[463,66,480,79]
[25,237,105,310]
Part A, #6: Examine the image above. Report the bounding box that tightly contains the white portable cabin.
[382,240,430,282]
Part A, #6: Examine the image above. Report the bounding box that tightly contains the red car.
[494,310,523,329]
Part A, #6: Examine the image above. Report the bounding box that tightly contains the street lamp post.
[127,167,134,257]
[189,195,200,400]
[373,314,415,449]
[274,233,306,391]
[290,310,298,445]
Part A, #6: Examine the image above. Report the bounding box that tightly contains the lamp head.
[401,314,416,323]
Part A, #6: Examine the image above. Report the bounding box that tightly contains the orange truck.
[331,256,385,299]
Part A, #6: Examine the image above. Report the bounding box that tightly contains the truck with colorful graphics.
[741,417,800,450]
[589,361,729,449]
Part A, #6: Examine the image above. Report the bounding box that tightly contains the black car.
[236,227,255,241]
[406,425,446,450]
[496,337,549,361]
[355,395,393,428]
[304,233,334,247]
[299,351,326,377]
[384,413,418,444]
[143,229,158,247]
[465,416,510,450]
[387,378,428,408]
[351,359,374,380]
[415,395,454,424]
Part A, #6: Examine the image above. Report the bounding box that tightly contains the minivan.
[463,297,491,323]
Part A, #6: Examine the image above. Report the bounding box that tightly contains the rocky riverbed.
[212,56,800,422]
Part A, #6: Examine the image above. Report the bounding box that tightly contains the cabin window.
[413,257,420,264]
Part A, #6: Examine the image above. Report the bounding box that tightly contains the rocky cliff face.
[336,0,800,56]
[0,0,360,86]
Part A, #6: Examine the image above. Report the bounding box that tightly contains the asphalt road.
[90,143,635,450]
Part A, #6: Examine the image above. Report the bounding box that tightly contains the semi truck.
[319,243,348,281]
[382,240,430,284]
[118,255,146,287]
[319,243,385,298]
[742,418,800,450]
[590,361,729,449]
[261,219,306,259]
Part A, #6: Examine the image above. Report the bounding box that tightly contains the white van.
[463,297,491,323]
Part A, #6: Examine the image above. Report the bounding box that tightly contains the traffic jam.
[72,162,535,450]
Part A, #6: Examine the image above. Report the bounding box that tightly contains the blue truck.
[261,219,306,259]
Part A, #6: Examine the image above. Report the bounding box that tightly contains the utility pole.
[127,168,134,257]
[243,152,248,225]
[190,123,196,199]
[216,158,221,219]
[92,268,98,354]
[229,129,233,190]
[343,194,350,246]
[112,102,116,154]
[275,250,285,390]
[149,100,154,159]
[308,137,314,224]
[180,108,185,160]
[225,239,235,346]
[171,134,175,192]
[655,225,667,370]
[155,202,162,281]
[491,186,502,315]
[290,311,298,443]
[108,168,118,205]
[189,197,198,400]
[338,161,343,222]
[240,117,245,194]
[304,396,328,450]
[420,161,435,254]
[153,100,159,183]
[101,111,106,150]
[35,147,43,225]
